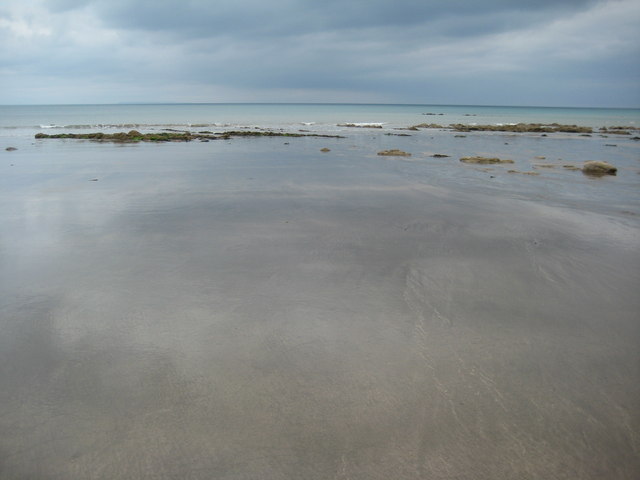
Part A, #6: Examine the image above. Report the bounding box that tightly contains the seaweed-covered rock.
[582,161,617,176]
[460,156,514,164]
[320,148,331,152]
[377,149,411,157]
[450,123,592,134]
[338,123,383,129]
[35,130,344,143]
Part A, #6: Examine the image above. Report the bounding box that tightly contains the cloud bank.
[1,0,638,106]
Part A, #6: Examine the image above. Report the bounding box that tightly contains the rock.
[563,165,581,171]
[600,127,631,135]
[377,149,411,157]
[5,147,17,151]
[450,123,592,134]
[508,170,540,175]
[534,156,546,159]
[320,148,331,152]
[431,154,450,158]
[460,156,514,164]
[582,161,617,176]
[35,130,344,143]
[338,123,383,129]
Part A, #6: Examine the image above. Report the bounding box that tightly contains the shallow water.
[1,103,639,134]
[1,133,639,479]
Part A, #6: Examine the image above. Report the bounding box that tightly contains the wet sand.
[1,137,639,479]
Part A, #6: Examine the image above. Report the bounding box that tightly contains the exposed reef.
[600,126,639,136]
[405,123,599,134]
[337,123,383,129]
[410,123,444,129]
[450,123,593,134]
[460,156,514,164]
[377,149,411,157]
[35,130,344,143]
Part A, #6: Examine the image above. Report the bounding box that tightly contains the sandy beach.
[1,130,639,479]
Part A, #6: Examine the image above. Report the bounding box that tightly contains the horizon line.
[1,102,639,110]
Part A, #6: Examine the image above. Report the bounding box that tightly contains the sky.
[0,0,639,107]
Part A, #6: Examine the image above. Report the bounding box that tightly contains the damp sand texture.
[0,139,639,480]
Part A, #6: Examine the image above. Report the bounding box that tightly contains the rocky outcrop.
[581,161,617,176]
[377,149,411,157]
[337,123,383,128]
[450,123,592,134]
[460,156,514,164]
[35,130,344,143]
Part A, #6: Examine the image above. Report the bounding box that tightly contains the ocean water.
[1,103,639,138]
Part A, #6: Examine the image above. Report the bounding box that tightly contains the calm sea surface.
[1,103,639,138]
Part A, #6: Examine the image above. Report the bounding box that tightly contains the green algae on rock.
[460,156,514,164]
[377,149,411,157]
[35,130,344,143]
[409,123,444,129]
[450,123,593,134]
[337,123,383,129]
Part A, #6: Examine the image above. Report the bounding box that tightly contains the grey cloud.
[48,0,600,38]
[1,0,638,106]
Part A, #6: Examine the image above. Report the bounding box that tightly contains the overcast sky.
[1,0,638,107]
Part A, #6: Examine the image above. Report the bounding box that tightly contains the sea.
[1,103,639,139]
